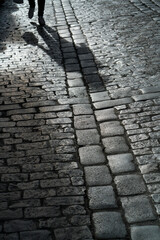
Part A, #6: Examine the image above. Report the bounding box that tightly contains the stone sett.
[115,174,146,195]
[88,186,117,209]
[20,230,52,240]
[100,121,124,137]
[76,129,100,145]
[93,212,127,239]
[102,136,129,154]
[107,153,135,173]
[79,145,106,165]
[131,225,160,240]
[84,165,112,185]
[4,220,36,233]
[74,115,96,129]
[121,195,156,223]
[54,226,93,240]
[95,108,117,122]
[72,104,93,115]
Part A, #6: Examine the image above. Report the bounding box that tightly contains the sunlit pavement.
[0,0,160,239]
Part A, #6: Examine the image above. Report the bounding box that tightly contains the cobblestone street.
[0,0,160,239]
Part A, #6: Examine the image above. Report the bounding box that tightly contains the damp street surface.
[0,0,160,239]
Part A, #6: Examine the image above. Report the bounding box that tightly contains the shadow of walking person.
[22,23,104,91]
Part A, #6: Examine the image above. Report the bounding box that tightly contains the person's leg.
[38,0,45,26]
[28,0,35,8]
[38,0,45,17]
[28,0,35,19]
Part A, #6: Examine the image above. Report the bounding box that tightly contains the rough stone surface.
[93,212,127,238]
[79,145,105,165]
[76,129,100,145]
[84,165,112,185]
[115,174,146,195]
[107,153,135,173]
[121,195,156,223]
[88,186,117,209]
[102,136,129,154]
[100,121,124,137]
[74,115,96,129]
[95,108,117,122]
[20,230,52,240]
[131,225,160,240]
[72,104,93,115]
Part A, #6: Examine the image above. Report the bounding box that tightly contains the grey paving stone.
[38,217,69,228]
[17,119,45,127]
[90,91,110,102]
[57,186,86,196]
[84,165,112,185]
[20,230,52,240]
[148,183,160,194]
[40,178,71,188]
[72,104,93,115]
[110,87,133,99]
[121,195,156,223]
[70,215,91,227]
[9,199,41,208]
[67,78,84,87]
[131,225,160,240]
[151,193,160,203]
[58,97,89,105]
[74,115,96,129]
[100,121,124,137]
[8,181,39,191]
[62,205,86,215]
[155,204,160,215]
[108,153,135,173]
[39,105,70,112]
[54,226,93,240]
[93,98,132,109]
[95,108,117,122]
[115,174,146,195]
[24,207,60,218]
[0,233,19,240]
[23,189,56,199]
[0,209,23,220]
[4,220,36,233]
[47,118,72,125]
[88,186,117,209]
[102,136,129,154]
[1,174,28,182]
[76,129,100,145]
[69,86,87,98]
[44,196,84,206]
[143,173,160,183]
[93,212,127,238]
[132,92,160,101]
[79,145,105,165]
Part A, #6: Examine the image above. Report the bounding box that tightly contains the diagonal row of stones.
[59,0,160,239]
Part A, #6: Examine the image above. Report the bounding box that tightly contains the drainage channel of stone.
[53,0,159,239]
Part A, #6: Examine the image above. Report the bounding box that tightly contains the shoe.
[38,16,45,26]
[28,7,35,19]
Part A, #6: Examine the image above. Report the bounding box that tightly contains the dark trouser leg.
[28,0,35,8]
[38,0,45,16]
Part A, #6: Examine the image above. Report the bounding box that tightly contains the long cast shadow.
[22,23,104,90]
